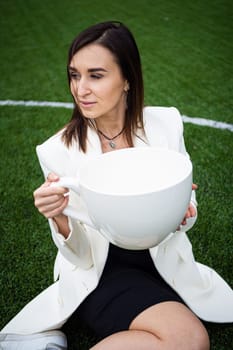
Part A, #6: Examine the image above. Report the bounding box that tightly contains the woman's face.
[68,44,128,122]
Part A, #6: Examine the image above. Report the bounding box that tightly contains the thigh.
[130,301,209,349]
[77,269,184,338]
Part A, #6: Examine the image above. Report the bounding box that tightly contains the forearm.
[52,214,70,239]
[49,217,93,269]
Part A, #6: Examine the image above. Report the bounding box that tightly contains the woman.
[1,21,232,350]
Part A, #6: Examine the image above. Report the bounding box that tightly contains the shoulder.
[142,106,184,150]
[143,106,183,132]
[36,129,66,160]
[36,129,76,177]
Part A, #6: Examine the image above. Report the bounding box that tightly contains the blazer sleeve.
[144,106,198,232]
[173,107,198,232]
[36,135,93,270]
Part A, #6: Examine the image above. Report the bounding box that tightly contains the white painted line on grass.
[0,100,232,132]
[182,115,233,132]
[0,99,74,109]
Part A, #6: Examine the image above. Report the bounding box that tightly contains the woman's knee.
[130,302,210,350]
[163,324,209,350]
[154,322,209,350]
[188,324,210,350]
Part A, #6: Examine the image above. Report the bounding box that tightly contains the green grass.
[0,0,233,349]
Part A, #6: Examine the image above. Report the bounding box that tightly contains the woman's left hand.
[179,183,198,228]
[180,202,197,226]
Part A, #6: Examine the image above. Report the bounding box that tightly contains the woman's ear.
[124,81,130,92]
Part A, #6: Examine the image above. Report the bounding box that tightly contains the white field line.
[0,99,233,132]
[182,115,233,132]
[0,99,74,109]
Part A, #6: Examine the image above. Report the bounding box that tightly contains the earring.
[124,82,130,92]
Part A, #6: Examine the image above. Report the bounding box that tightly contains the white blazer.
[2,107,233,335]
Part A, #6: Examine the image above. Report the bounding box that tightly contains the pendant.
[109,140,116,148]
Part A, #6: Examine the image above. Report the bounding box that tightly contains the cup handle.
[51,176,80,193]
[51,176,96,228]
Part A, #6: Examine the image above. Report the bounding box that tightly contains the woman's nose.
[76,78,91,96]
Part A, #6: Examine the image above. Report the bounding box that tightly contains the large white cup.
[53,147,193,249]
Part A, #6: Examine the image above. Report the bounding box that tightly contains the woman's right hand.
[33,173,69,219]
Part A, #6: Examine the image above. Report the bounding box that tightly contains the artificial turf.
[0,0,232,349]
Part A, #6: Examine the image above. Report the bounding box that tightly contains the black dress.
[77,243,184,338]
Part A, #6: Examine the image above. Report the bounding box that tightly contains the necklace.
[97,128,125,148]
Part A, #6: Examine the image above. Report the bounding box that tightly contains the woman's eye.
[70,72,81,80]
[90,74,103,79]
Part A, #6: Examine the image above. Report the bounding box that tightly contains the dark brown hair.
[62,21,144,152]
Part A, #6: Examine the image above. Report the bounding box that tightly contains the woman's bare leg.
[90,301,210,350]
[90,329,159,350]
